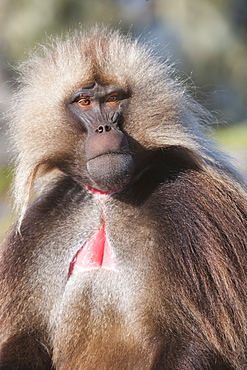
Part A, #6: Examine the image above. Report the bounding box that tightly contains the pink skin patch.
[69,223,116,275]
[84,184,110,196]
[84,184,122,199]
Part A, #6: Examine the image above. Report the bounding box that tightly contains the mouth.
[87,151,131,162]
[86,151,134,192]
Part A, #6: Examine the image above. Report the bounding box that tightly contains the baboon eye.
[106,95,118,103]
[78,98,91,106]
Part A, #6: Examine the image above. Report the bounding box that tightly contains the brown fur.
[1,27,247,369]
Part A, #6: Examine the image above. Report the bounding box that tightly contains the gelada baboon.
[1,27,247,370]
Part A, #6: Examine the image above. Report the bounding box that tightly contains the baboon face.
[67,82,134,192]
[11,28,183,211]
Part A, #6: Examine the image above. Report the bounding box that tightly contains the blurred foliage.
[213,121,247,175]
[0,0,121,63]
[0,166,12,193]
[214,122,247,149]
[155,0,247,122]
[0,166,13,243]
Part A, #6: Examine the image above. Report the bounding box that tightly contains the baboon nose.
[95,125,112,134]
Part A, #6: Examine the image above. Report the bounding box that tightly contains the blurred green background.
[0,0,247,241]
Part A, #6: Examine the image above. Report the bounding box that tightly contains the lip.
[87,151,131,162]
[86,151,134,192]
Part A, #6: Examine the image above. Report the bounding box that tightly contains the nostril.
[105,125,111,132]
[95,125,112,133]
[95,125,104,133]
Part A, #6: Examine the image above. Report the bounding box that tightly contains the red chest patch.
[69,223,116,275]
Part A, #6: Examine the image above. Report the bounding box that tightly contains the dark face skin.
[69,83,134,192]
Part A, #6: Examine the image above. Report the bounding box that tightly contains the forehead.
[75,82,125,98]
